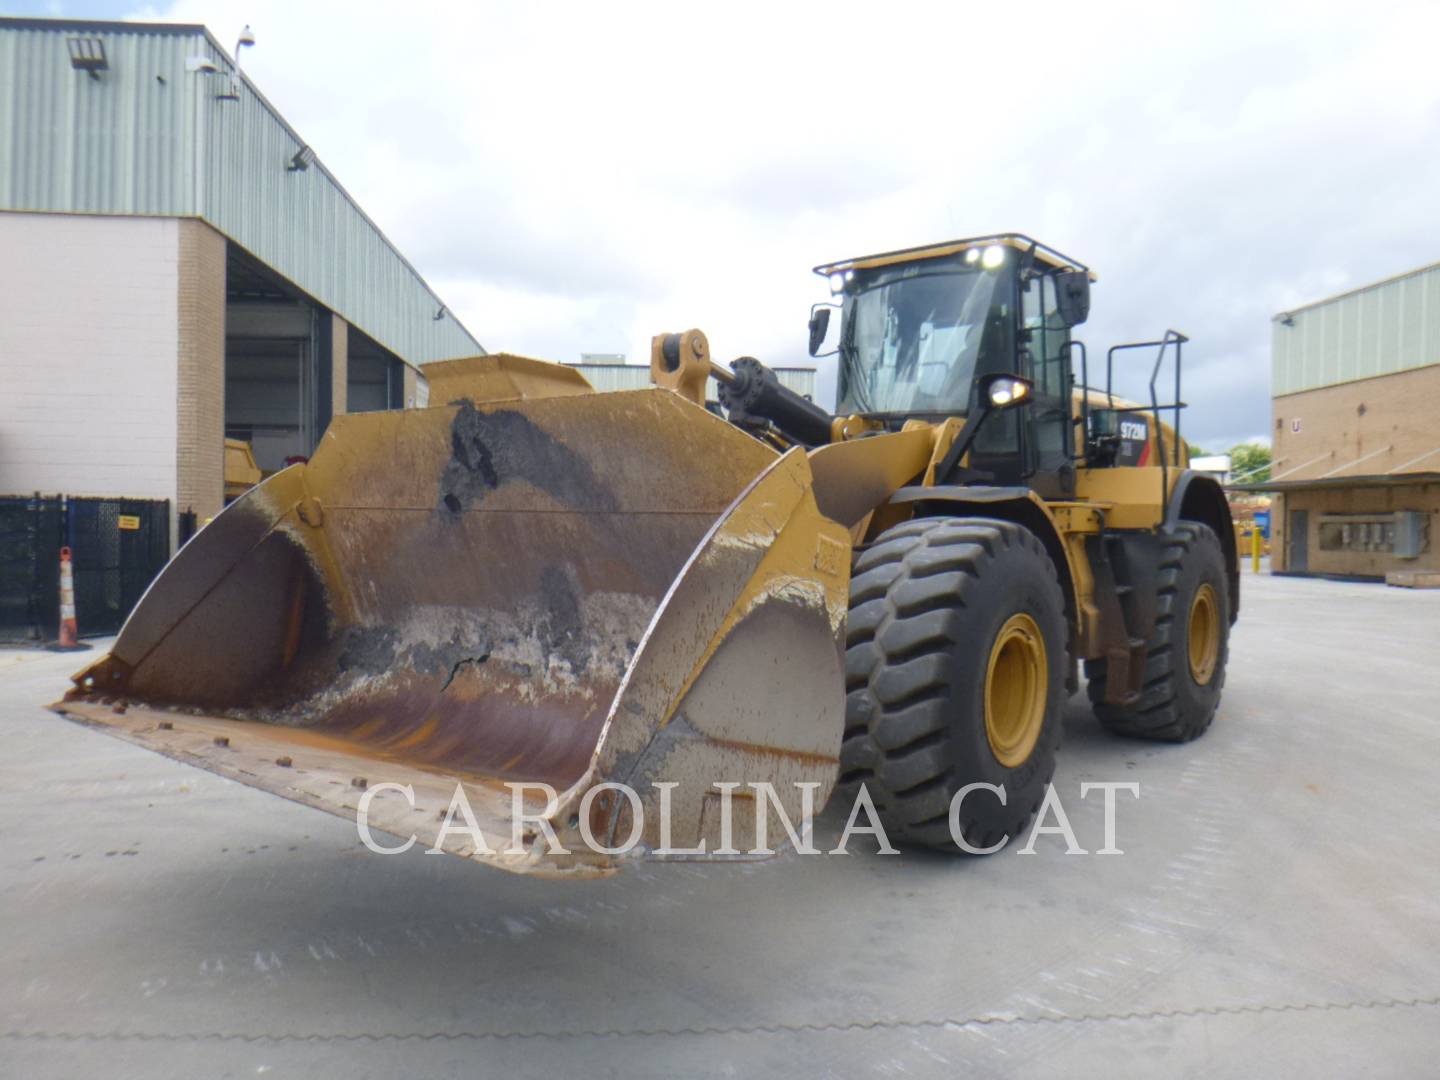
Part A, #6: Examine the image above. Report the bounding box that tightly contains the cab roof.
[813,233,1096,281]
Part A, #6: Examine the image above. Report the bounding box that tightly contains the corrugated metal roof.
[1273,259,1440,397]
[0,17,483,365]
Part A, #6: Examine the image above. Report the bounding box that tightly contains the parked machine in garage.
[222,438,263,504]
[55,234,1237,875]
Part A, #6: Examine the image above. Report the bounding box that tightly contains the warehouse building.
[1260,261,1440,581]
[0,17,482,639]
[0,17,482,523]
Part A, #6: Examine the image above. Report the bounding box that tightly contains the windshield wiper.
[838,317,874,413]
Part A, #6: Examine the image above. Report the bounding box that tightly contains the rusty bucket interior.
[56,360,851,876]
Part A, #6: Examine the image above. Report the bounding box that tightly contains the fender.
[887,484,1077,615]
[1166,470,1239,621]
[888,484,1084,690]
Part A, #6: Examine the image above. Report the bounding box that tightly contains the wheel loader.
[53,234,1238,876]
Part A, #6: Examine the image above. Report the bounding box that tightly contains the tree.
[1229,442,1271,483]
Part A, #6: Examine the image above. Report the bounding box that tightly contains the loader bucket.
[55,369,851,877]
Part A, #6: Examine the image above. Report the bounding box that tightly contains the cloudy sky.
[20,0,1440,449]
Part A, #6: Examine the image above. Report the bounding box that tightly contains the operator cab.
[813,234,1092,499]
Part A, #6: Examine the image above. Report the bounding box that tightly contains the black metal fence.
[0,495,63,644]
[0,495,172,644]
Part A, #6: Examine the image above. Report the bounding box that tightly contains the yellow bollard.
[1251,527,1262,572]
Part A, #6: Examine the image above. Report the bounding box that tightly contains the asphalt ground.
[2,569,1438,1078]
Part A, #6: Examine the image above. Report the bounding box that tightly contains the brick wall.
[0,212,179,501]
[176,220,226,522]
[1271,483,1440,577]
[1272,364,1440,482]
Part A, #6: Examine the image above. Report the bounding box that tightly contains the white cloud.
[139,0,1440,448]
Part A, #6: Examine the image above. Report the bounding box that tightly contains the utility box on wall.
[1317,511,1429,558]
[1394,511,1429,559]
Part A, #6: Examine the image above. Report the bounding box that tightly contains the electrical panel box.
[1317,511,1430,558]
[1394,511,1429,559]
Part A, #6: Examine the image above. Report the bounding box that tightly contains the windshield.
[836,262,1013,416]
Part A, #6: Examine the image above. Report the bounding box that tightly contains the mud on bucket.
[58,380,849,876]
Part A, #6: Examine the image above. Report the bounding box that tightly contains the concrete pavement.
[2,571,1438,1078]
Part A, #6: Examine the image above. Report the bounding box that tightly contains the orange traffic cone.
[47,546,90,652]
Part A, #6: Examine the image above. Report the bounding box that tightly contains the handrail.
[1105,331,1189,504]
[1061,340,1089,465]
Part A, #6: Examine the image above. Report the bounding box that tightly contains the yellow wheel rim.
[1187,583,1221,686]
[984,613,1048,768]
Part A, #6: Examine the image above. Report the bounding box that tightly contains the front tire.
[839,518,1068,852]
[1085,522,1230,742]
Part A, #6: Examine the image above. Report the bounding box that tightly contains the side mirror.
[807,306,832,357]
[1054,270,1090,328]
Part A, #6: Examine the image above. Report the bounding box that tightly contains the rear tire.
[839,518,1067,852]
[1085,522,1229,742]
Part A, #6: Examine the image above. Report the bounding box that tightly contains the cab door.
[1021,272,1075,497]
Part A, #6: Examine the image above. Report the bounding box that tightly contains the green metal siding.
[0,19,482,365]
[1274,261,1440,397]
[0,25,203,215]
[566,363,817,400]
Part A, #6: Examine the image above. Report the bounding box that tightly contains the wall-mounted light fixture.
[287,145,317,172]
[67,37,109,79]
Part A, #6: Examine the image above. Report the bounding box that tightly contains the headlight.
[987,376,1031,407]
[981,244,1006,270]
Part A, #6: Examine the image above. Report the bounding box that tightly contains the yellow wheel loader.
[54,234,1237,876]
